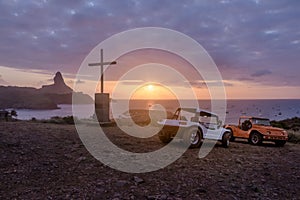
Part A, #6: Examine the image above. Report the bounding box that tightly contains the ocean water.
[13,104,94,121]
[120,99,300,123]
[12,99,300,124]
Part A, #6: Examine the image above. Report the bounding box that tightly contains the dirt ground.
[0,121,299,199]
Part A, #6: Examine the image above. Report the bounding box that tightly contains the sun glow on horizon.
[130,83,178,100]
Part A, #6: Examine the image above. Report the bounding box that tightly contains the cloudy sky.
[0,0,299,99]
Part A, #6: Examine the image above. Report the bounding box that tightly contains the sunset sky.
[0,0,300,99]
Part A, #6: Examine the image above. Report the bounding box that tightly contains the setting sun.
[147,84,154,91]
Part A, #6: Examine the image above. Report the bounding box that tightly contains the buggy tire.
[183,127,202,148]
[222,132,231,148]
[228,129,235,142]
[158,130,172,144]
[249,132,262,145]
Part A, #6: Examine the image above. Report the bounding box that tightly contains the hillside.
[0,72,93,109]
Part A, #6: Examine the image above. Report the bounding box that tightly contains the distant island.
[0,71,93,110]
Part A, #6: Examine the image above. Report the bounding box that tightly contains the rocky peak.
[54,72,65,85]
[39,71,73,94]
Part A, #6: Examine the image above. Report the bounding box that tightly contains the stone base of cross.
[94,93,110,122]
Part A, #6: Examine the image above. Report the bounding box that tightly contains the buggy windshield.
[252,118,270,126]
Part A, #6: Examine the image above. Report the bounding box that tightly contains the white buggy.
[157,108,231,148]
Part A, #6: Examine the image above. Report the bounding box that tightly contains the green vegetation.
[36,116,76,124]
[271,117,300,131]
[287,130,300,144]
[271,117,300,143]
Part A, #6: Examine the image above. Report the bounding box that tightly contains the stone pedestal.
[95,93,110,122]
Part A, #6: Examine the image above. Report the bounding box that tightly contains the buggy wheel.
[249,132,262,145]
[222,132,231,148]
[228,129,235,142]
[158,130,172,144]
[183,127,202,148]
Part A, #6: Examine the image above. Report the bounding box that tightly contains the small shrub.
[50,116,61,120]
[62,116,75,124]
[288,131,300,144]
[39,116,75,124]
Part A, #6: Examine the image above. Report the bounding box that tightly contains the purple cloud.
[0,0,299,88]
[251,69,272,77]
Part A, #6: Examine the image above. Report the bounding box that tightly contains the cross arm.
[88,61,117,67]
